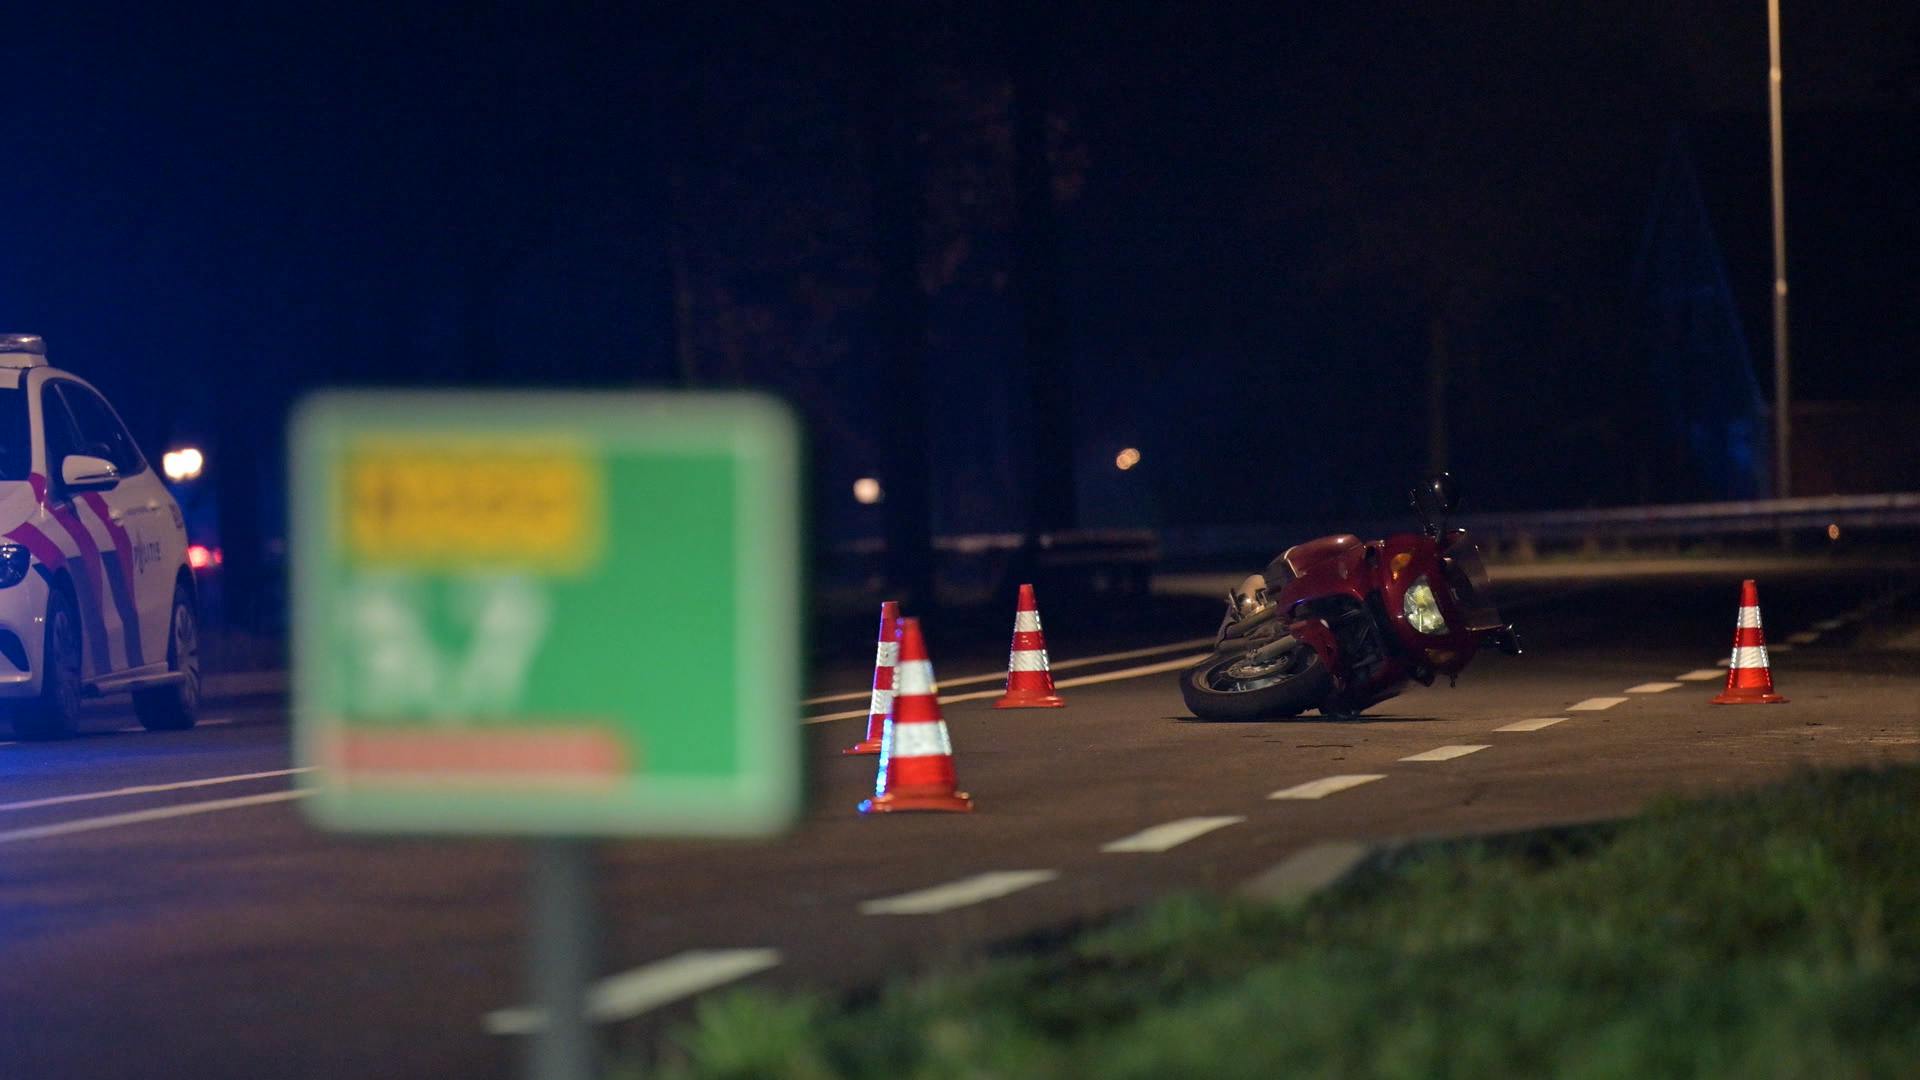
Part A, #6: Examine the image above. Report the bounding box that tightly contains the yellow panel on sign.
[342,440,604,571]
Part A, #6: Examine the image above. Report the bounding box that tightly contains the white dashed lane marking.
[1269,774,1385,800]
[1785,631,1819,645]
[859,870,1059,915]
[1676,669,1725,681]
[1101,816,1244,853]
[1495,717,1566,732]
[1399,744,1489,762]
[1625,682,1682,694]
[1568,697,1629,711]
[484,949,782,1036]
[1813,618,1846,632]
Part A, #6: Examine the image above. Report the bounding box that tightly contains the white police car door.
[45,380,167,676]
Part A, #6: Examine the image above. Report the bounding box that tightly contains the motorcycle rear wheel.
[1180,636,1333,721]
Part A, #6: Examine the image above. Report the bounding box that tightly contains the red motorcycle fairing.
[1269,530,1493,715]
[1270,533,1364,583]
[1181,473,1519,722]
[1375,531,1490,676]
[1286,616,1345,694]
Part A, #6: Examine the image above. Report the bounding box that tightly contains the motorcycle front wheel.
[1180,635,1334,721]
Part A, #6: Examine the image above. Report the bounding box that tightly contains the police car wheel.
[10,588,83,739]
[134,584,200,732]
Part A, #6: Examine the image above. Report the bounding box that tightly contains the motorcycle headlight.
[1403,576,1449,635]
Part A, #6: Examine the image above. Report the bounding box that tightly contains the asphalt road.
[2,557,1917,1078]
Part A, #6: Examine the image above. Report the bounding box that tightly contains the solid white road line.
[1399,744,1489,762]
[805,705,898,724]
[1676,669,1725,681]
[1495,717,1566,732]
[0,767,314,814]
[804,654,1208,724]
[1785,631,1819,645]
[0,789,310,845]
[1624,682,1683,694]
[484,948,782,1036]
[802,637,1217,705]
[1101,816,1244,853]
[860,870,1059,915]
[1568,697,1629,711]
[1269,774,1386,800]
[1044,655,1207,691]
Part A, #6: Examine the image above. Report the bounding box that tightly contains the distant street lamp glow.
[853,477,884,504]
[1114,447,1141,471]
[163,447,205,482]
[1826,523,1840,541]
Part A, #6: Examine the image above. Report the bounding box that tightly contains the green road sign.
[290,392,802,838]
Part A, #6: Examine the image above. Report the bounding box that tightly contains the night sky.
[2,4,1914,558]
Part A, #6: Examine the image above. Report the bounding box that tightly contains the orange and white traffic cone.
[860,618,974,813]
[843,601,900,756]
[994,583,1066,709]
[1712,579,1788,704]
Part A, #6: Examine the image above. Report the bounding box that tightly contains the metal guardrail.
[829,495,1920,568]
[823,528,1162,596]
[830,528,1161,559]
[1455,492,1920,541]
[1162,493,1920,561]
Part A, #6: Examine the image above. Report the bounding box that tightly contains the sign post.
[290,391,803,1077]
[529,840,597,1079]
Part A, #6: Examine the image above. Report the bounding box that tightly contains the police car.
[0,335,198,738]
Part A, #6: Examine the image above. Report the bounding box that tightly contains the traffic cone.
[994,583,1066,709]
[1712,579,1788,704]
[843,601,900,755]
[860,618,973,813]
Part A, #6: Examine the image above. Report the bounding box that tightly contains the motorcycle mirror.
[1409,472,1460,535]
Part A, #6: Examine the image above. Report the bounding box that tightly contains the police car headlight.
[1403,577,1449,635]
[0,543,27,588]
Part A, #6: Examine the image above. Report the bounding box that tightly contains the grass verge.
[635,767,1920,1078]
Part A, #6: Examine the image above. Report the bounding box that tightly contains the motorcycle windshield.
[1440,531,1504,632]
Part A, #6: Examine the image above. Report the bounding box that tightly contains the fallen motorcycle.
[1180,474,1520,720]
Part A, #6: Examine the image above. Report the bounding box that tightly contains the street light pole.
[1767,0,1791,498]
